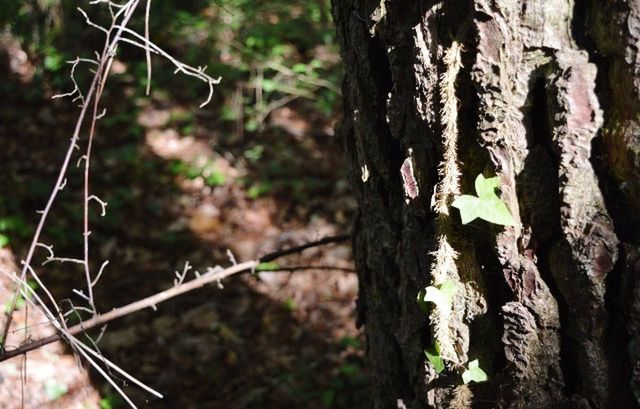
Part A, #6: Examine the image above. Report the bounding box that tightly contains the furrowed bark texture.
[332,0,640,408]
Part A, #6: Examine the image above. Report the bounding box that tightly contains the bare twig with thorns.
[0,234,350,363]
[1,0,222,406]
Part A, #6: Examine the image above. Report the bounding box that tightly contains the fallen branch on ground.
[0,233,351,362]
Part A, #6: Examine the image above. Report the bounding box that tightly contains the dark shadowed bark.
[331,0,640,407]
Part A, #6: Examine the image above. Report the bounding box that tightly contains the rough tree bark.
[331,0,640,408]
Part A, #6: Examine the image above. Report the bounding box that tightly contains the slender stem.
[0,234,351,362]
[258,234,351,262]
[260,265,355,273]
[0,0,142,353]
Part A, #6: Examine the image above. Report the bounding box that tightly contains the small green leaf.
[439,280,457,300]
[482,199,515,226]
[474,174,501,200]
[185,166,201,180]
[247,181,273,199]
[0,234,9,248]
[416,289,429,314]
[282,297,296,311]
[450,195,480,224]
[462,359,488,384]
[4,295,24,313]
[256,262,280,271]
[339,362,362,378]
[261,79,277,92]
[321,389,335,407]
[425,343,445,374]
[244,145,264,162]
[340,336,362,349]
[451,174,515,226]
[45,380,68,401]
[292,63,308,73]
[204,171,226,187]
[14,297,26,310]
[421,280,457,312]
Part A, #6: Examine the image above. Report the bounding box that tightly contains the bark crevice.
[332,0,640,407]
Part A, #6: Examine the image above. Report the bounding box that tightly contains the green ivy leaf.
[462,359,488,384]
[439,280,457,300]
[474,174,501,200]
[420,280,457,312]
[425,343,445,374]
[451,174,515,226]
[416,289,429,314]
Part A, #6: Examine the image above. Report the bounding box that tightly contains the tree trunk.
[331,0,640,407]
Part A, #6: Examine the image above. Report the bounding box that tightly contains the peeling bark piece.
[502,301,536,378]
[500,301,564,408]
[471,1,567,406]
[401,152,419,200]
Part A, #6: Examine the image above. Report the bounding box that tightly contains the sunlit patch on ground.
[0,249,100,409]
[0,1,367,406]
[0,83,363,408]
[138,98,359,343]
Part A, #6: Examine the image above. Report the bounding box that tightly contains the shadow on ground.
[0,52,368,409]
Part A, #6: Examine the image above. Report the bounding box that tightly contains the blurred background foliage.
[0,0,345,249]
[1,0,340,131]
[0,1,369,408]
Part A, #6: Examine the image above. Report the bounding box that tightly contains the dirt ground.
[0,37,369,409]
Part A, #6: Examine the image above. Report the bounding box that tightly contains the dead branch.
[0,234,351,362]
[258,233,350,262]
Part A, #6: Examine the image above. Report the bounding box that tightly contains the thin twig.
[259,265,355,273]
[144,0,152,95]
[1,270,162,405]
[0,233,351,362]
[0,0,143,350]
[0,261,255,361]
[258,234,350,263]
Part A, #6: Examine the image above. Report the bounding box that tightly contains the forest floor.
[0,37,368,409]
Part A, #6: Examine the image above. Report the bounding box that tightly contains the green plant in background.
[2,280,38,314]
[0,234,9,249]
[169,159,227,187]
[244,145,265,162]
[339,335,362,350]
[282,297,297,312]
[168,110,195,134]
[99,390,124,409]
[452,174,515,226]
[0,198,32,249]
[3,0,340,132]
[160,0,339,132]
[247,180,273,199]
[45,379,68,401]
[319,346,368,408]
